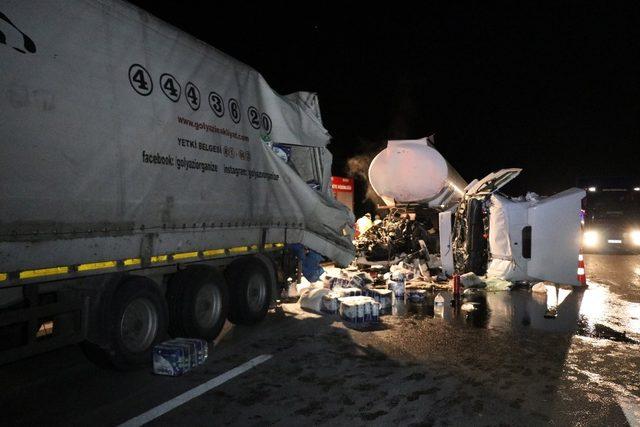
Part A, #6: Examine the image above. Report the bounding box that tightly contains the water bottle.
[434,292,445,318]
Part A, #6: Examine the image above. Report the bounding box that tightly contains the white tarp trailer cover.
[0,0,355,273]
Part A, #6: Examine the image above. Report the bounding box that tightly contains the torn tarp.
[0,0,356,272]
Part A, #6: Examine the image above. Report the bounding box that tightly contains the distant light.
[588,187,597,192]
[634,187,640,192]
[583,230,599,248]
[631,230,640,246]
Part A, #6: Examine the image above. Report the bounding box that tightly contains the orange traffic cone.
[577,252,586,285]
[577,208,587,286]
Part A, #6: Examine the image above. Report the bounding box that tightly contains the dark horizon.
[130,1,640,206]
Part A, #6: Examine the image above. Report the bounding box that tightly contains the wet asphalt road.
[2,254,640,426]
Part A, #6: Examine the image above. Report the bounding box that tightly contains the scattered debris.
[338,296,380,324]
[355,213,374,237]
[153,338,208,376]
[531,282,549,293]
[354,207,434,263]
[321,292,341,314]
[299,287,331,314]
[406,289,427,303]
[460,272,485,288]
[460,302,479,312]
[484,277,513,291]
[433,293,445,317]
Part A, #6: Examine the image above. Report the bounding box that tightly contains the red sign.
[331,176,354,192]
[331,176,354,211]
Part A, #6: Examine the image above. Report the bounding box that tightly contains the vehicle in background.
[0,0,353,368]
[578,177,640,253]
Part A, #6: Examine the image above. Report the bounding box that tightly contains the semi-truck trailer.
[0,0,355,367]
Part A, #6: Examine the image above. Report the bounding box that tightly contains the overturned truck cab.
[368,137,586,287]
[443,177,586,286]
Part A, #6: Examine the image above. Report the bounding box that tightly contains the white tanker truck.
[368,137,586,286]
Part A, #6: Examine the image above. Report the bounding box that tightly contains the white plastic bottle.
[434,293,445,317]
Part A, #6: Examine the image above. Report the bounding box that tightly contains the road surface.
[2,254,640,426]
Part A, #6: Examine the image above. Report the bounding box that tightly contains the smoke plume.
[345,139,386,208]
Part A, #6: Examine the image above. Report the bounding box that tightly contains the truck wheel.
[167,266,229,341]
[108,277,168,370]
[226,260,272,325]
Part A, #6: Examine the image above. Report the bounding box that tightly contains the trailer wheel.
[225,260,272,325]
[108,277,168,369]
[167,266,229,341]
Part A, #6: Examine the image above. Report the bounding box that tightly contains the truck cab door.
[465,168,522,197]
[527,188,586,285]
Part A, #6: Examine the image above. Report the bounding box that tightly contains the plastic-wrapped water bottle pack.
[152,338,208,376]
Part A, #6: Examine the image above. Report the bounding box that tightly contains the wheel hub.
[194,283,222,329]
[246,274,267,313]
[120,297,158,353]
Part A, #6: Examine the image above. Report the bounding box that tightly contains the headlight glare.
[631,230,640,246]
[583,230,599,248]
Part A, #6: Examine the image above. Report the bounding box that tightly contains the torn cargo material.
[354,207,434,262]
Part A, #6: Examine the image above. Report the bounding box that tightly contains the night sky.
[131,1,639,210]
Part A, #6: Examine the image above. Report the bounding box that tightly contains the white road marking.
[119,354,273,427]
[572,366,640,427]
[619,396,640,427]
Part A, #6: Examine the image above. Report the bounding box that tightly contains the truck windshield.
[587,190,640,221]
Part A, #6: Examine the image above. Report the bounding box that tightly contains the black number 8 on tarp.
[228,99,241,123]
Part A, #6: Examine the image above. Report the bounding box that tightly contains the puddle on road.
[384,282,639,344]
[577,318,637,343]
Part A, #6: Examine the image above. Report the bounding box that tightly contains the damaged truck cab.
[443,174,586,286]
[368,138,586,286]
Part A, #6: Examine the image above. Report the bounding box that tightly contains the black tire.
[166,266,229,341]
[107,277,168,370]
[225,260,272,325]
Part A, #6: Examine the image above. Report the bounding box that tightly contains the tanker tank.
[368,137,468,208]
